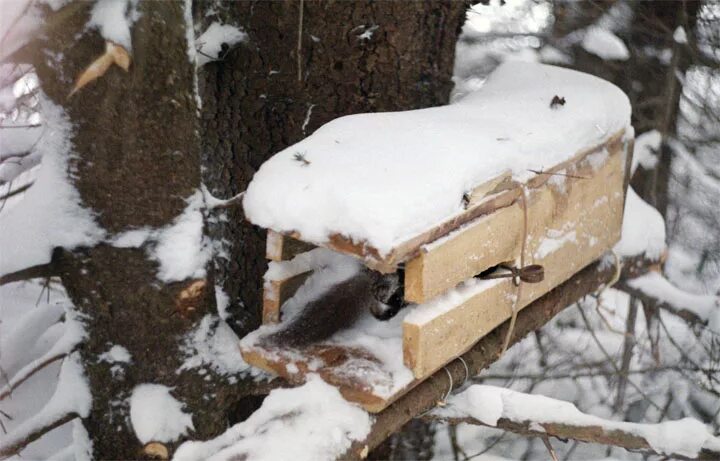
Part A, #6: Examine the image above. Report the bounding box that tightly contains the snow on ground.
[195,22,247,66]
[434,385,720,458]
[581,26,630,61]
[173,375,371,461]
[129,384,194,445]
[614,188,666,260]
[244,62,631,255]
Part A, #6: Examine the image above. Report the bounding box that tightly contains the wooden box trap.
[239,63,634,413]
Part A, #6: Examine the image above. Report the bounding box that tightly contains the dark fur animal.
[264,268,403,347]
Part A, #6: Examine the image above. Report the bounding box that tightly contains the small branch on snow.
[422,386,720,461]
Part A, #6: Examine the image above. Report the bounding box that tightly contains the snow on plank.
[243,61,631,272]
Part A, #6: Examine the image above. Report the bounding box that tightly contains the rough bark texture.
[197,0,467,337]
[31,2,248,458]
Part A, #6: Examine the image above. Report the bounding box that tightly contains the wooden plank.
[266,230,315,261]
[262,271,312,324]
[402,144,627,378]
[403,130,626,303]
[241,254,621,414]
[279,130,625,273]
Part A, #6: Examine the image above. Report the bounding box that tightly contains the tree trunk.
[197,0,467,336]
[31,2,242,458]
[196,2,466,458]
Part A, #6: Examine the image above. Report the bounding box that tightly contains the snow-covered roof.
[243,62,631,256]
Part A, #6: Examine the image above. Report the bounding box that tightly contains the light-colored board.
[402,143,627,378]
[266,230,315,261]
[262,271,312,324]
[241,343,397,413]
[403,130,625,303]
[278,130,625,273]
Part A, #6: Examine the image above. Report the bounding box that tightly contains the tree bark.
[30,2,246,458]
[197,0,467,337]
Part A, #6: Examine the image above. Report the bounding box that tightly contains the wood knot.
[142,442,168,460]
[175,279,207,318]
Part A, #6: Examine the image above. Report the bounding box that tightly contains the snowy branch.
[424,385,720,461]
[618,272,719,329]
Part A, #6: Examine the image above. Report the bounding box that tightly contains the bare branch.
[0,262,57,287]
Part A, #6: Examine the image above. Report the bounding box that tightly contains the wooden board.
[275,130,625,273]
[262,271,312,324]
[266,230,315,261]
[403,130,626,303]
[402,141,627,378]
[241,341,401,413]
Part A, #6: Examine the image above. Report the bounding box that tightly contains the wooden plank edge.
[344,256,618,460]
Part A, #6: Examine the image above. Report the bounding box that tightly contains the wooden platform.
[241,129,632,412]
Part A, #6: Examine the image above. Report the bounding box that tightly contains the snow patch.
[152,191,211,282]
[632,130,661,173]
[179,315,249,376]
[173,375,371,461]
[98,345,132,364]
[615,188,666,260]
[196,22,247,66]
[582,27,630,61]
[88,0,140,51]
[674,26,688,44]
[129,384,194,444]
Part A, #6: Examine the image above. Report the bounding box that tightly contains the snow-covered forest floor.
[1,0,719,460]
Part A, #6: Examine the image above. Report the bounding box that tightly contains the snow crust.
[581,27,630,61]
[196,22,247,66]
[0,96,105,278]
[88,0,140,51]
[244,62,631,255]
[614,188,666,260]
[173,375,371,461]
[435,385,720,458]
[129,384,194,444]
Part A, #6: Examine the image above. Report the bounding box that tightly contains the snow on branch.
[0,353,91,458]
[174,375,370,461]
[0,307,87,400]
[426,385,720,460]
[621,271,719,330]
